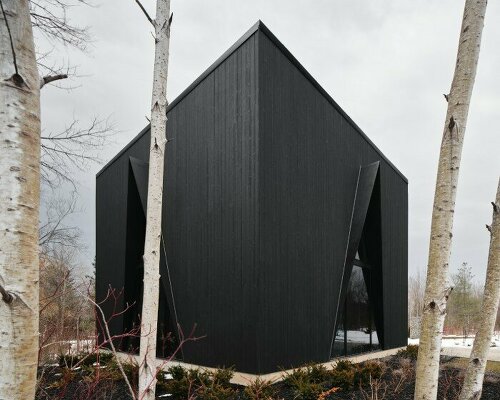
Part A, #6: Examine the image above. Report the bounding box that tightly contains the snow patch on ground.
[408,335,500,361]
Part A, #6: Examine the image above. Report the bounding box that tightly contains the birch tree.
[414,1,488,399]
[0,1,41,399]
[459,179,500,400]
[134,1,172,399]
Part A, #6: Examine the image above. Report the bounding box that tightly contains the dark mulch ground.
[36,365,135,400]
[36,355,500,399]
[317,356,500,400]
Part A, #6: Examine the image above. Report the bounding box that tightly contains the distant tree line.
[408,263,500,338]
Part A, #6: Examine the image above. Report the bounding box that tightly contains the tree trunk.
[0,1,41,399]
[459,179,500,400]
[138,0,171,399]
[414,1,487,399]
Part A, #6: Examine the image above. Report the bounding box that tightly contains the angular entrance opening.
[122,157,180,358]
[331,262,380,357]
[330,161,383,358]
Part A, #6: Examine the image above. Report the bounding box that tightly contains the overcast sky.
[38,0,500,282]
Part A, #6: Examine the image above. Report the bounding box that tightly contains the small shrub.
[49,367,76,389]
[196,382,236,400]
[334,360,354,372]
[354,360,386,386]
[58,353,82,367]
[283,367,308,387]
[162,366,201,398]
[438,368,464,400]
[83,352,114,366]
[119,359,139,387]
[293,381,324,400]
[397,357,414,372]
[284,364,331,400]
[396,345,419,360]
[317,386,340,400]
[307,364,331,384]
[390,358,414,395]
[162,365,235,399]
[359,376,388,400]
[156,366,180,392]
[330,361,355,390]
[89,363,123,383]
[211,367,234,386]
[243,377,277,400]
[58,351,114,368]
[167,364,186,381]
[285,364,330,386]
[330,369,354,390]
[83,358,139,390]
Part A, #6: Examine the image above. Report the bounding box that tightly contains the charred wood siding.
[163,32,259,370]
[256,29,407,371]
[96,129,150,341]
[96,21,407,374]
[97,31,260,372]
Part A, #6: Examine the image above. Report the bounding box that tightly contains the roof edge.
[97,20,263,178]
[98,20,407,184]
[257,22,408,183]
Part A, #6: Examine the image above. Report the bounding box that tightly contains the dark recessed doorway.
[332,263,380,357]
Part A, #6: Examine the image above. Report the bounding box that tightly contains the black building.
[96,21,408,374]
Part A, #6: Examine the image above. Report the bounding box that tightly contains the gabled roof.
[98,21,407,183]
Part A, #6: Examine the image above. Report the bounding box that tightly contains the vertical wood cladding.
[96,21,407,374]
[97,30,260,372]
[257,29,407,371]
[163,32,259,371]
[96,129,150,343]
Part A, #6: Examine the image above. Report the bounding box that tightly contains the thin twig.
[138,324,202,400]
[0,0,18,74]
[29,1,91,51]
[134,0,154,26]
[86,293,136,399]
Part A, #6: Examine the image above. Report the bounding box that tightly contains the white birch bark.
[414,1,487,399]
[0,1,41,399]
[138,0,171,399]
[459,179,500,400]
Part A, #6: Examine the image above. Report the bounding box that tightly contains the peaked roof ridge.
[97,20,263,177]
[98,20,407,183]
[257,22,407,183]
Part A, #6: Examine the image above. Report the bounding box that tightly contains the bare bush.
[38,246,95,363]
[359,375,388,400]
[438,368,464,400]
[390,358,414,395]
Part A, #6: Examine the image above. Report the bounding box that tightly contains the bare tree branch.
[31,2,92,91]
[29,0,92,51]
[39,191,81,251]
[40,116,115,188]
[0,281,13,304]
[134,0,154,27]
[40,72,68,88]
[36,49,83,90]
[0,0,19,74]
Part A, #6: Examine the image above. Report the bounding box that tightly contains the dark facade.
[96,21,408,374]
